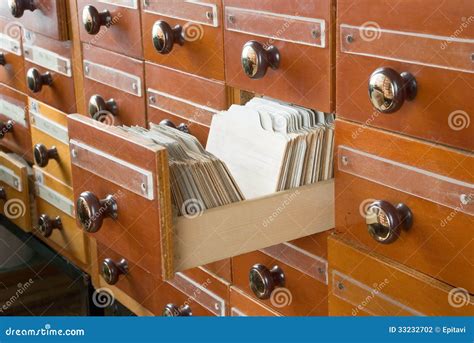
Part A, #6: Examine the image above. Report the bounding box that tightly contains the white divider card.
[206,98,335,199]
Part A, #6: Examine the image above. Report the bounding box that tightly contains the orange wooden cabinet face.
[328,235,474,316]
[336,0,474,151]
[0,0,69,40]
[0,18,26,92]
[334,119,474,293]
[142,0,225,81]
[77,0,143,59]
[223,0,334,112]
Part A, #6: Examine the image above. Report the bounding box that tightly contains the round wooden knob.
[33,144,58,167]
[152,21,184,54]
[0,53,6,66]
[0,187,7,201]
[162,304,192,317]
[101,258,128,285]
[159,119,189,134]
[88,94,118,119]
[0,120,14,139]
[82,5,112,35]
[8,0,36,18]
[249,264,285,300]
[76,191,118,233]
[241,41,280,79]
[365,200,413,244]
[368,67,417,113]
[38,214,62,238]
[27,68,53,93]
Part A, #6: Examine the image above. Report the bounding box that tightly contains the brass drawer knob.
[159,119,189,134]
[34,144,59,167]
[76,191,118,233]
[152,21,184,55]
[365,200,413,244]
[162,304,192,317]
[88,94,118,120]
[241,41,280,79]
[249,264,285,300]
[38,214,62,238]
[0,53,6,66]
[8,0,36,18]
[101,258,128,285]
[83,5,112,35]
[368,67,417,113]
[0,120,14,139]
[0,187,7,201]
[27,68,53,93]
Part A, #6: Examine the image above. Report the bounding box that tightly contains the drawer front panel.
[232,246,328,316]
[336,0,474,150]
[335,119,474,292]
[230,286,280,316]
[22,31,76,113]
[78,0,143,59]
[68,114,171,276]
[328,236,474,316]
[29,99,71,185]
[0,0,68,40]
[0,85,32,161]
[82,44,146,127]
[97,242,159,314]
[145,62,227,145]
[0,151,34,232]
[33,168,89,266]
[223,0,333,112]
[142,0,224,80]
[0,19,26,92]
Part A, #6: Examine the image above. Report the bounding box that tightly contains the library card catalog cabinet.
[0,0,472,317]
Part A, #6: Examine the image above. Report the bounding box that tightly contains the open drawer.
[67,114,334,280]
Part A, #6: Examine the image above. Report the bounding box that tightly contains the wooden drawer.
[0,84,32,162]
[223,0,333,112]
[230,286,280,316]
[156,268,229,316]
[0,19,26,92]
[335,119,474,293]
[82,44,146,127]
[145,62,228,146]
[232,244,328,316]
[0,0,68,40]
[22,29,76,113]
[336,0,474,151]
[96,242,160,314]
[0,151,34,232]
[77,0,143,59]
[142,0,224,80]
[33,167,89,269]
[29,99,72,186]
[329,235,474,316]
[68,114,334,281]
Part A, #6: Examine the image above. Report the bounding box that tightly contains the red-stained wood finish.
[0,18,26,92]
